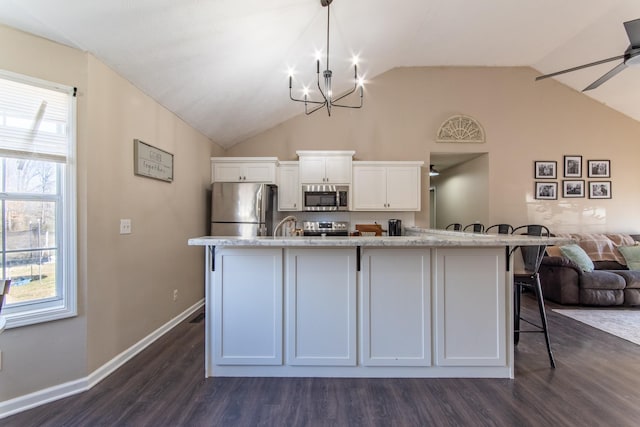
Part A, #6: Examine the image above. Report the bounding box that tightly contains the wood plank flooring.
[4,295,640,426]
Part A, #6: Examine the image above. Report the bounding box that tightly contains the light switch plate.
[120,219,132,234]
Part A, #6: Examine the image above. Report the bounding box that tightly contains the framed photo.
[563,155,582,178]
[589,181,612,199]
[562,180,585,198]
[587,160,610,178]
[535,182,558,200]
[534,161,557,179]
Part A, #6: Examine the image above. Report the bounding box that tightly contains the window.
[0,70,77,328]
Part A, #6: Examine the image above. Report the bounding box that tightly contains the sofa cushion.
[580,288,624,306]
[559,244,594,272]
[580,270,626,290]
[609,270,640,289]
[617,245,640,270]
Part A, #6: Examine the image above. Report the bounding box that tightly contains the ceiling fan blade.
[582,62,627,91]
[624,18,640,48]
[535,54,625,81]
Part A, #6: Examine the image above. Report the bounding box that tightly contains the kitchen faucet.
[274,215,297,237]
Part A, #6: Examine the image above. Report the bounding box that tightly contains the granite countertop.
[188,228,573,248]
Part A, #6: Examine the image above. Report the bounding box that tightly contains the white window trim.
[0,70,77,328]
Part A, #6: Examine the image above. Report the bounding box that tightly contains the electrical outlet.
[120,219,132,235]
[173,289,178,301]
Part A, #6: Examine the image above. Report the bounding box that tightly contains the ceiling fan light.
[625,51,640,66]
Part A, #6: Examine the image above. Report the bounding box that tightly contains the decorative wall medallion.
[436,115,485,143]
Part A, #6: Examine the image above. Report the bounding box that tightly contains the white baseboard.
[0,299,204,419]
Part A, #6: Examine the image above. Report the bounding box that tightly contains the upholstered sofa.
[538,233,640,306]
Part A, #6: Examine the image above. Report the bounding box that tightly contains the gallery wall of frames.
[533,156,611,200]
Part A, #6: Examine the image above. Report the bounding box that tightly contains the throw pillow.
[559,244,595,272]
[618,246,640,270]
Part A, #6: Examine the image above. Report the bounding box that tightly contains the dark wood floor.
[5,295,640,427]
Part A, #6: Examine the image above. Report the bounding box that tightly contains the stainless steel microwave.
[302,185,349,211]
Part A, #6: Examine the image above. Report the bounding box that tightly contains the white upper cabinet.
[211,157,277,183]
[277,161,301,211]
[296,150,354,184]
[352,161,423,211]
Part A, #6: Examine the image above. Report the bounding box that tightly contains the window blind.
[0,71,74,163]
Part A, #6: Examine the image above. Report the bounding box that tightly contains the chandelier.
[288,0,364,116]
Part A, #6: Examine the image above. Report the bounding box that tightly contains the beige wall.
[228,67,640,234]
[84,55,221,372]
[0,25,222,402]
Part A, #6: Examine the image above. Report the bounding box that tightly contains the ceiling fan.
[536,18,640,91]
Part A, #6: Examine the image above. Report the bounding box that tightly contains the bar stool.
[463,223,485,233]
[445,223,462,231]
[485,224,514,234]
[511,225,555,368]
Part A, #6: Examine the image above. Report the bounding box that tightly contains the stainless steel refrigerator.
[211,182,277,236]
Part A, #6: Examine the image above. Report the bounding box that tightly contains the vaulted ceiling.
[2,0,640,148]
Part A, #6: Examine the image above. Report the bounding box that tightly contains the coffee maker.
[388,219,402,236]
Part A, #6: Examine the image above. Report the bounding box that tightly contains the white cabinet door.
[386,166,420,210]
[213,248,283,365]
[298,157,325,183]
[352,166,387,209]
[434,247,506,366]
[243,162,276,182]
[286,248,357,366]
[277,163,300,211]
[361,249,431,366]
[352,164,421,211]
[324,156,352,183]
[298,155,352,184]
[211,160,276,183]
[213,162,245,182]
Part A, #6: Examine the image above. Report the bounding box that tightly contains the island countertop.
[188,228,571,247]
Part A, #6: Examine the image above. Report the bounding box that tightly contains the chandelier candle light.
[289,0,364,116]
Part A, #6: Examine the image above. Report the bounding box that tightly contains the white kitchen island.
[188,230,568,379]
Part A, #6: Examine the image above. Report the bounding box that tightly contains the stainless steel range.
[302,221,349,236]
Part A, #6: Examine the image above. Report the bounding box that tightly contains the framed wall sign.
[133,139,174,182]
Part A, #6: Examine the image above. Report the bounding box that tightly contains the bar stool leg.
[533,274,556,368]
[514,283,521,345]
